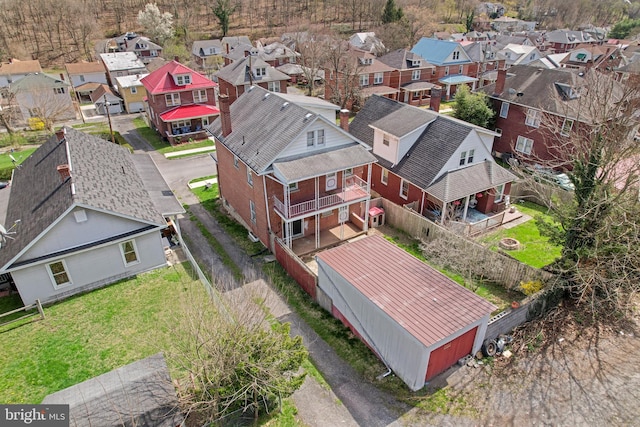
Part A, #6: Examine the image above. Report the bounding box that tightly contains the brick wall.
[274,239,317,299]
[147,86,216,136]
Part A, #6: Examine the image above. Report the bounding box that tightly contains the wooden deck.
[291,222,363,256]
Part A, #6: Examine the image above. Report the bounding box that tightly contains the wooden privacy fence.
[0,299,45,328]
[374,198,553,289]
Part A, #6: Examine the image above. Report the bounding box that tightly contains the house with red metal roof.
[141,60,219,144]
[316,234,496,390]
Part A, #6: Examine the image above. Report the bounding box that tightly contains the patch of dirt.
[444,305,640,426]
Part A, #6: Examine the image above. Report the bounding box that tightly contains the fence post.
[36,299,45,320]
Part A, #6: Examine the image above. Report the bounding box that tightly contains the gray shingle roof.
[350,95,511,190]
[378,49,433,70]
[216,55,289,86]
[0,127,164,269]
[9,73,69,92]
[192,39,223,57]
[42,353,184,427]
[208,86,372,174]
[370,106,437,138]
[426,160,517,203]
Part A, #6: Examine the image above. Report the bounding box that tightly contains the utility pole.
[104,94,116,144]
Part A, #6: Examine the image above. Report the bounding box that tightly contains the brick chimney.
[429,86,442,112]
[55,128,66,142]
[494,68,507,96]
[219,94,232,137]
[174,56,180,63]
[244,50,251,57]
[57,164,71,181]
[59,73,65,81]
[339,109,350,132]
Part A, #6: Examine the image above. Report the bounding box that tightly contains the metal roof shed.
[316,235,495,390]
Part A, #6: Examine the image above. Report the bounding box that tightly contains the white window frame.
[165,93,181,107]
[452,51,460,60]
[54,87,65,94]
[494,183,505,203]
[255,67,267,77]
[344,168,353,176]
[193,89,207,103]
[374,72,384,84]
[432,67,436,75]
[317,129,325,146]
[267,81,281,93]
[468,149,474,163]
[130,86,137,94]
[306,129,324,147]
[176,74,191,85]
[307,131,315,147]
[288,182,298,192]
[381,168,388,185]
[499,102,509,118]
[247,167,253,186]
[458,65,463,74]
[561,118,574,136]
[120,240,140,267]
[411,69,421,81]
[444,66,450,76]
[250,200,256,224]
[400,179,409,199]
[515,135,534,155]
[234,155,239,169]
[47,260,72,289]
[202,116,210,127]
[460,151,467,166]
[359,74,369,87]
[79,75,85,82]
[525,108,541,128]
[171,119,191,130]
[383,134,390,146]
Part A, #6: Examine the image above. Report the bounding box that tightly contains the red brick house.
[324,46,398,109]
[478,66,605,164]
[207,87,377,254]
[544,30,598,54]
[216,55,290,104]
[377,49,439,106]
[141,60,219,144]
[349,95,517,225]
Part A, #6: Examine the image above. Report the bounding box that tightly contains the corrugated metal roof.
[316,235,496,347]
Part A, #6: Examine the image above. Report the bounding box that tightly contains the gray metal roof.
[9,73,69,92]
[42,353,184,427]
[0,127,165,270]
[130,154,185,217]
[99,52,147,72]
[208,86,371,175]
[426,160,518,203]
[273,145,376,182]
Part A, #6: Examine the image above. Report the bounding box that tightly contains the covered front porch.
[400,81,440,106]
[160,104,220,144]
[438,75,479,100]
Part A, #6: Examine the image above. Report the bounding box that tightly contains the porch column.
[363,164,372,232]
[472,81,476,91]
[285,183,290,218]
[286,220,292,248]
[315,213,320,249]
[315,176,319,211]
[446,84,451,99]
[441,202,446,225]
[462,194,470,221]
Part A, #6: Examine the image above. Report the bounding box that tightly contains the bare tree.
[324,40,364,109]
[516,71,640,316]
[294,31,330,96]
[169,273,307,425]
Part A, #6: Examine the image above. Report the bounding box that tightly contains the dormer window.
[174,74,192,86]
[411,59,421,67]
[255,67,266,77]
[360,57,373,65]
[452,51,460,60]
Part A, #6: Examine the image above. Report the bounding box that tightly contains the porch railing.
[273,175,369,219]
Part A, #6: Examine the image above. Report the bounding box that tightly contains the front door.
[286,219,303,239]
[326,172,337,191]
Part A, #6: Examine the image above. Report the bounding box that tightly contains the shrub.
[520,280,543,296]
[28,118,45,131]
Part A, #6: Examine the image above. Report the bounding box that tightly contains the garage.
[316,235,496,390]
[128,101,145,113]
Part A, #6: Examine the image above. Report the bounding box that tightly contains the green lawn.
[132,117,214,155]
[0,263,203,403]
[479,201,562,268]
[0,148,37,169]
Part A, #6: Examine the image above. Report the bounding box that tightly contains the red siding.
[275,240,317,299]
[426,326,477,380]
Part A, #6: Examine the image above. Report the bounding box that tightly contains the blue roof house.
[411,38,478,99]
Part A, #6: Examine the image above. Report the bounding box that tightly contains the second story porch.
[273,174,370,219]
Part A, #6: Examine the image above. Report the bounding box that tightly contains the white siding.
[397,124,429,160]
[433,131,494,182]
[317,259,429,391]
[17,207,156,263]
[12,231,165,306]
[372,130,398,165]
[70,72,108,88]
[276,118,354,159]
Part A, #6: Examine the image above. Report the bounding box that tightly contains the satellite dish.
[0,220,20,248]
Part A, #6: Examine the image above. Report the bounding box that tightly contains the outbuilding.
[316,234,496,390]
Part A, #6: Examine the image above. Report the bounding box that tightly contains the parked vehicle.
[526,164,575,191]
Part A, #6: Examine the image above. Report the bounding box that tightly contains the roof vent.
[507,88,516,95]
[263,93,270,99]
[281,102,289,110]
[304,113,313,120]
[516,92,524,97]
[247,85,256,92]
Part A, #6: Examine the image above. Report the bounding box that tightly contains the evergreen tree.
[382,0,403,24]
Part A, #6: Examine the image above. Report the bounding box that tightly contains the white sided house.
[0,127,182,306]
[316,235,496,390]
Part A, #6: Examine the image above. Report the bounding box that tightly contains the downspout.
[420,191,426,215]
[262,175,272,237]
